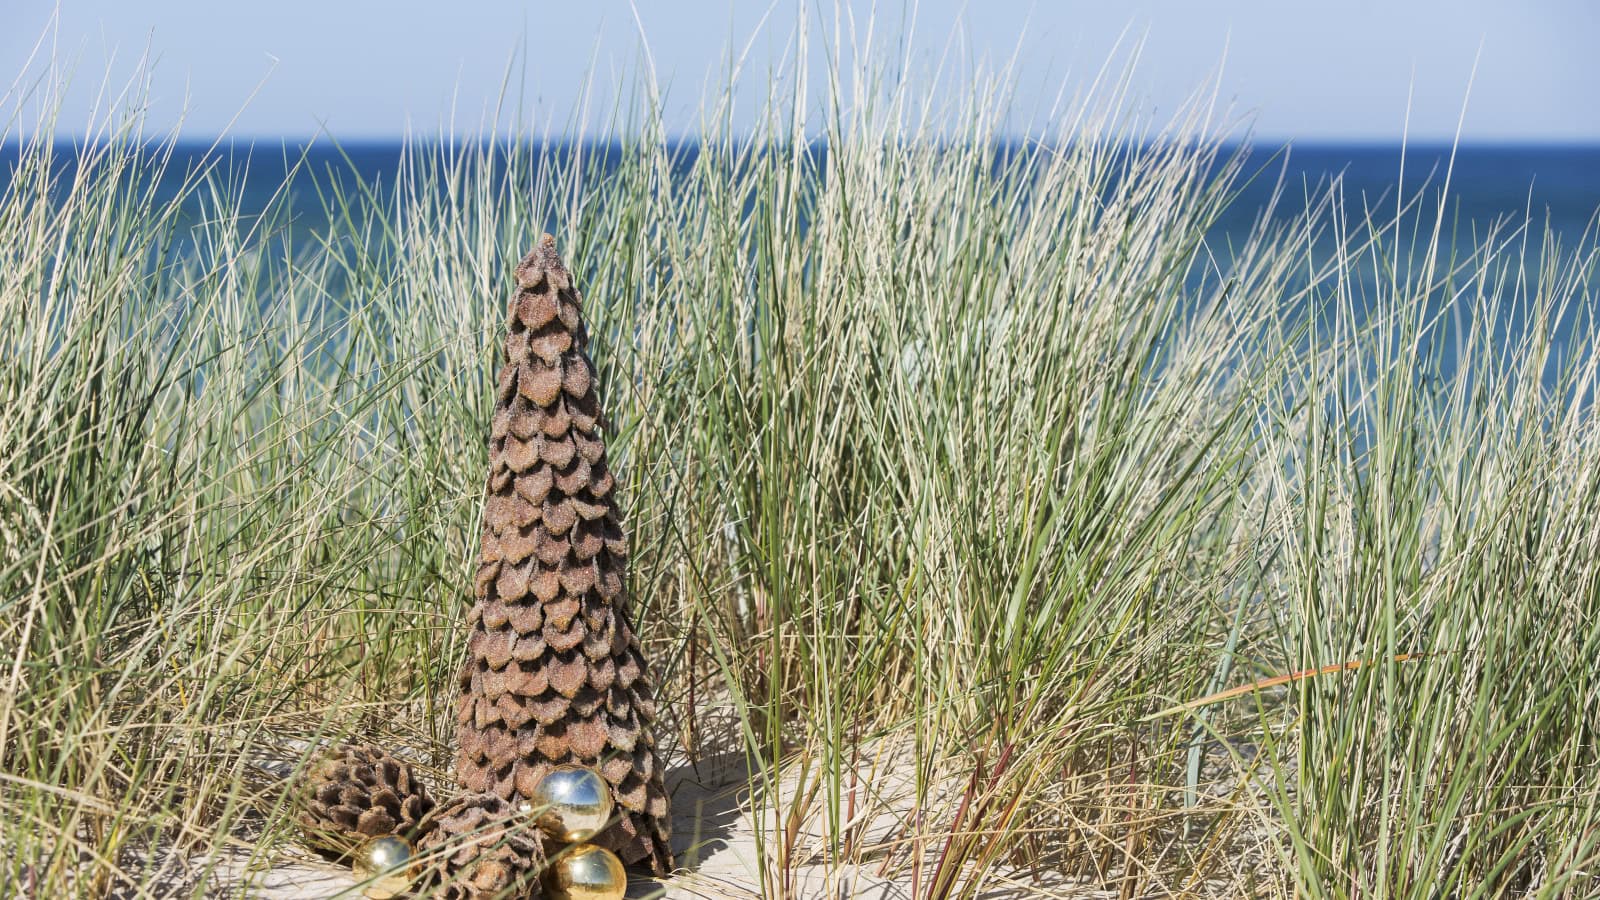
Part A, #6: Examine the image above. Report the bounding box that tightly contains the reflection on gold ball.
[523,765,614,841]
[543,843,627,900]
[350,835,417,900]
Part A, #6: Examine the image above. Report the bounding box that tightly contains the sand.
[190,734,1095,899]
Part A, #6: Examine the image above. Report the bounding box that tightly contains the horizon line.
[7,134,1600,150]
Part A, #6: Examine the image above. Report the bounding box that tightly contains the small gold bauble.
[522,764,614,842]
[543,843,627,900]
[350,835,417,900]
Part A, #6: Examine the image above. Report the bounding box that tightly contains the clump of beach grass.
[2,34,1598,899]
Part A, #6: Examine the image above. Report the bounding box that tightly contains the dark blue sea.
[4,140,1597,387]
[3,141,1596,251]
[0,139,1593,395]
[1215,143,1599,248]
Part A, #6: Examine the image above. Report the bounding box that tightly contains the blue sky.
[4,1,1598,142]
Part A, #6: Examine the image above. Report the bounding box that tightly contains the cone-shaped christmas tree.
[455,235,672,874]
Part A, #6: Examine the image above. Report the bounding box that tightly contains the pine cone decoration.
[296,744,436,851]
[455,235,673,874]
[417,793,546,899]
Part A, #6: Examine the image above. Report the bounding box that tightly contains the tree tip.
[515,234,570,288]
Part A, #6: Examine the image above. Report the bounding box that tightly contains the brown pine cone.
[454,235,672,874]
[295,744,435,853]
[417,793,546,899]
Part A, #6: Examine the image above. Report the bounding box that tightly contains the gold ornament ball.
[543,843,627,900]
[522,764,614,842]
[350,835,417,900]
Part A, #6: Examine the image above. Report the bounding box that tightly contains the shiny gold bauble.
[520,764,614,842]
[350,835,417,900]
[542,843,627,900]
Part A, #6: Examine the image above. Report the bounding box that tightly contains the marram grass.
[2,56,1599,899]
